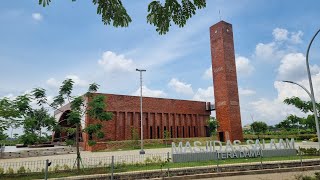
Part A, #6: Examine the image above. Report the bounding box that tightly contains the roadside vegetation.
[1,154,320,180]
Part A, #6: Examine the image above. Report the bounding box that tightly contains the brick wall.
[210,21,243,141]
[85,94,211,151]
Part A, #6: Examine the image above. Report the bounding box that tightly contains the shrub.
[7,167,14,174]
[88,140,96,146]
[65,139,74,146]
[63,164,71,171]
[310,137,318,142]
[54,164,60,172]
[17,166,26,174]
[27,168,31,173]
[0,167,4,175]
[314,172,320,180]
[300,148,320,156]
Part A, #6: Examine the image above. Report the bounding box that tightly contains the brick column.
[210,21,243,141]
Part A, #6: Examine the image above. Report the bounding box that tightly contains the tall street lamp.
[282,80,320,148]
[136,68,146,155]
[306,29,320,148]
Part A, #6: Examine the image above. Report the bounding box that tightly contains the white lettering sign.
[172,138,295,159]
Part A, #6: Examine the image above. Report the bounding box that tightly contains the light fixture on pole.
[136,68,146,155]
[282,80,320,148]
[305,28,320,149]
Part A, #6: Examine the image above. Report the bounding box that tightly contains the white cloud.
[203,67,212,79]
[277,53,320,81]
[236,56,254,76]
[98,51,135,73]
[273,28,288,41]
[254,42,282,61]
[168,78,194,95]
[249,73,320,125]
[276,72,320,102]
[249,98,303,125]
[193,86,214,102]
[290,31,303,44]
[272,28,303,44]
[132,86,166,98]
[65,75,89,87]
[46,75,88,88]
[239,88,256,96]
[32,13,43,21]
[46,78,60,88]
[254,28,304,62]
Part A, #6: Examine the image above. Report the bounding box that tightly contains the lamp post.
[136,68,146,155]
[282,80,320,148]
[306,28,320,148]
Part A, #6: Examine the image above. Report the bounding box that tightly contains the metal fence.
[1,149,320,179]
[0,152,168,173]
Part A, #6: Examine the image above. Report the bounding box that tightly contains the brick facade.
[210,21,243,141]
[80,94,211,151]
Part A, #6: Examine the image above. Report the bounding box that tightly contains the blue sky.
[1,0,320,127]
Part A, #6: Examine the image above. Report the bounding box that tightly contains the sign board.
[171,139,297,163]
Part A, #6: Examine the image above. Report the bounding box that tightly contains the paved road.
[200,170,319,180]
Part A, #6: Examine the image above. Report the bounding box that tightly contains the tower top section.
[209,21,233,42]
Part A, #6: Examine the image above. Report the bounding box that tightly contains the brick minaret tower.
[209,21,243,141]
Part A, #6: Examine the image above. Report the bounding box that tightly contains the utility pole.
[136,68,146,155]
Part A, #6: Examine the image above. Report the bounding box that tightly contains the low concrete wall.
[172,149,297,163]
[0,147,76,159]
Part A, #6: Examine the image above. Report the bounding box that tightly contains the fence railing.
[1,150,320,179]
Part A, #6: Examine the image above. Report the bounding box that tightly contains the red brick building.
[54,94,212,151]
[53,20,243,151]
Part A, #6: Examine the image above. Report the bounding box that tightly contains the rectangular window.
[176,127,179,138]
[183,127,185,138]
[150,127,153,139]
[157,126,160,139]
[170,126,173,138]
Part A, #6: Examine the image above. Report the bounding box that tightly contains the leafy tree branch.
[38,0,207,34]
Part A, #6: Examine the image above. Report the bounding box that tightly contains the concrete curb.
[153,165,320,179]
[42,164,320,180]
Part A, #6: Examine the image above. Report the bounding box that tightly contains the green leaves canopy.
[251,121,268,135]
[32,78,113,146]
[207,117,218,136]
[0,95,32,132]
[281,96,320,132]
[38,0,206,35]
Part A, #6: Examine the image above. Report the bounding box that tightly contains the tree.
[130,127,139,149]
[38,0,207,35]
[0,131,7,141]
[21,107,57,145]
[276,114,304,131]
[32,79,113,171]
[0,98,20,133]
[207,117,218,137]
[251,121,268,137]
[163,130,171,147]
[283,96,320,132]
[284,96,320,114]
[0,95,33,140]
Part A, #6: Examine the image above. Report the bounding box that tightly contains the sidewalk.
[0,141,318,164]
